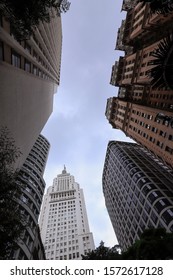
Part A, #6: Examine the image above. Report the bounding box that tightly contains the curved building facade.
[0,10,62,168]
[13,134,50,259]
[103,141,173,251]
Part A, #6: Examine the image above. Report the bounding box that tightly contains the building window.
[163,120,169,126]
[159,130,166,137]
[156,141,163,148]
[11,50,21,68]
[162,208,173,225]
[152,127,157,133]
[150,211,157,224]
[0,16,3,27]
[38,69,42,77]
[33,50,38,60]
[149,136,155,143]
[25,42,31,54]
[24,59,31,72]
[165,146,173,154]
[0,40,4,61]
[33,65,38,75]
[168,134,173,141]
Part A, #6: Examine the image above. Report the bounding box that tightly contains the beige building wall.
[0,13,62,167]
[0,62,55,167]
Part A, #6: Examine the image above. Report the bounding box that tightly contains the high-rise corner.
[39,166,95,260]
[102,141,173,251]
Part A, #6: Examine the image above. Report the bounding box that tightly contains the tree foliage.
[0,127,25,259]
[0,0,71,40]
[139,0,173,14]
[122,228,173,260]
[81,241,121,260]
[82,229,173,260]
[148,33,173,89]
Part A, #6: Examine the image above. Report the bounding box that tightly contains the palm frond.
[139,0,173,14]
[148,34,173,89]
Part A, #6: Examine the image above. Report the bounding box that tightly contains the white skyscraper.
[39,166,95,260]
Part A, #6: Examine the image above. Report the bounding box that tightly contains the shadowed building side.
[13,134,50,259]
[102,141,173,251]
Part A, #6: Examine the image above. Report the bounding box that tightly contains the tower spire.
[62,165,67,174]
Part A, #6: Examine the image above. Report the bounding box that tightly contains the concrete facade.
[0,13,62,168]
[13,134,50,259]
[103,141,173,251]
[39,167,95,260]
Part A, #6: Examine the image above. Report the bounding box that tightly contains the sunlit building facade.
[39,167,95,260]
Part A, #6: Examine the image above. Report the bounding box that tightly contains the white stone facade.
[39,167,95,260]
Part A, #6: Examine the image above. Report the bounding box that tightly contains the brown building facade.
[108,0,173,168]
[106,97,173,168]
[121,0,173,48]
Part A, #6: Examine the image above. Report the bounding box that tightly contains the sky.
[42,0,130,248]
